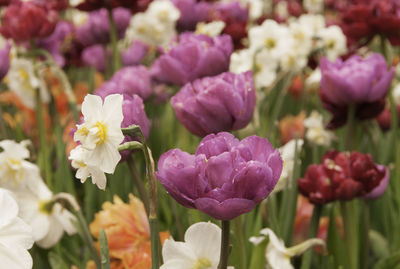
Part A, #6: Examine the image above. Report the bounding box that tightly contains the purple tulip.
[81,44,109,72]
[0,43,10,80]
[150,33,233,86]
[121,41,148,66]
[36,21,74,67]
[76,7,131,47]
[95,66,152,100]
[171,71,256,137]
[320,53,395,129]
[120,94,150,160]
[363,165,390,200]
[156,132,282,220]
[171,0,211,30]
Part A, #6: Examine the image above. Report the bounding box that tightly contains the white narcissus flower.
[161,222,234,269]
[74,94,124,174]
[15,182,77,249]
[303,0,324,14]
[69,145,107,190]
[274,139,304,192]
[0,188,33,269]
[7,58,49,109]
[230,49,253,74]
[250,228,325,269]
[196,21,226,37]
[124,0,180,47]
[0,140,42,193]
[304,111,335,146]
[318,25,347,60]
[304,68,321,93]
[298,14,325,36]
[392,83,400,105]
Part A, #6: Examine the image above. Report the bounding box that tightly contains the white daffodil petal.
[0,189,18,226]
[160,258,196,269]
[81,94,103,122]
[184,222,221,267]
[285,238,325,257]
[0,218,33,249]
[0,243,33,269]
[102,94,124,125]
[162,239,197,262]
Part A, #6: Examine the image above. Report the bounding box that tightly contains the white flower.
[65,8,89,26]
[304,111,335,146]
[250,228,325,269]
[392,83,400,105]
[196,21,226,37]
[318,25,347,60]
[161,222,233,269]
[304,68,321,93]
[274,139,304,192]
[0,140,42,193]
[74,94,124,174]
[239,0,265,20]
[15,182,77,249]
[254,49,279,89]
[69,145,107,190]
[7,58,49,109]
[0,188,33,269]
[124,0,179,47]
[303,0,324,14]
[275,1,289,20]
[288,20,313,56]
[230,49,254,74]
[298,14,325,36]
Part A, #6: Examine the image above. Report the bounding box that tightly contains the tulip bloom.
[0,1,58,42]
[156,132,282,220]
[298,150,389,204]
[171,71,256,137]
[150,33,233,86]
[320,53,394,129]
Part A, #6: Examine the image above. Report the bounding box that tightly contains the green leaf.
[373,251,400,269]
[48,252,69,269]
[100,229,110,269]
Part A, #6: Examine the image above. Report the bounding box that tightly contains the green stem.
[360,201,370,269]
[234,216,247,269]
[76,209,101,269]
[345,104,356,151]
[150,217,160,269]
[340,201,358,269]
[0,105,8,139]
[218,220,231,269]
[126,156,150,214]
[35,90,52,188]
[300,204,322,269]
[99,229,111,269]
[107,9,121,74]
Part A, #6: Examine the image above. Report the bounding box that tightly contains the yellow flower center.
[38,200,54,215]
[192,258,212,269]
[265,38,276,49]
[95,121,107,145]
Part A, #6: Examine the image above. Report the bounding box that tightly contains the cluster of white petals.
[304,111,335,146]
[7,57,49,109]
[0,188,33,269]
[70,94,124,190]
[124,0,180,47]
[274,139,304,192]
[0,140,77,250]
[250,228,325,269]
[161,222,234,269]
[230,14,347,90]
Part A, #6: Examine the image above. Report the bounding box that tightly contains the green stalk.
[300,204,322,269]
[234,216,247,269]
[360,201,370,269]
[35,90,52,188]
[218,220,231,269]
[345,104,356,151]
[99,229,110,269]
[107,9,121,74]
[126,156,150,215]
[340,201,359,269]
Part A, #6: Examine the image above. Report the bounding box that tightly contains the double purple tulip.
[171,71,256,137]
[320,53,394,129]
[150,33,233,86]
[156,132,282,220]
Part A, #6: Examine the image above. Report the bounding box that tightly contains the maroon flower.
[0,1,58,42]
[76,0,151,13]
[376,105,400,131]
[298,150,389,204]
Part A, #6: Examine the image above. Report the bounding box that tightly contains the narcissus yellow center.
[95,121,107,145]
[38,200,54,215]
[192,258,212,269]
[265,38,276,49]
